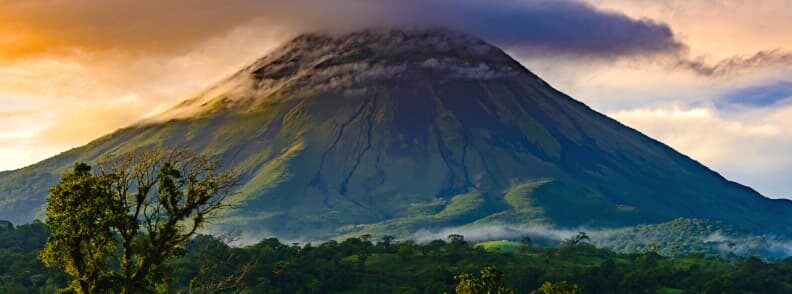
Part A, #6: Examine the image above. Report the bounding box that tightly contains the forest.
[2,220,791,293]
[3,151,792,293]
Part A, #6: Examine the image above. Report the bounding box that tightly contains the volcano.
[1,29,790,239]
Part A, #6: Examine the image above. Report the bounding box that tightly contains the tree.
[480,266,515,294]
[0,220,12,231]
[455,266,515,294]
[186,234,256,294]
[520,235,534,253]
[520,236,533,246]
[39,163,120,293]
[448,234,465,244]
[39,148,237,293]
[532,281,582,294]
[425,240,447,256]
[395,240,416,262]
[454,273,485,294]
[563,232,590,248]
[379,235,395,248]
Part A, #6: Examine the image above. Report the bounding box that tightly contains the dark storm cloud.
[0,0,685,60]
[425,0,684,57]
[283,0,686,58]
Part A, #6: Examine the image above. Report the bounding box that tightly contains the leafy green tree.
[619,253,662,294]
[455,272,485,294]
[620,270,658,293]
[455,266,515,294]
[183,235,255,294]
[532,281,582,294]
[425,239,446,256]
[39,148,236,293]
[39,163,120,293]
[480,266,516,294]
[702,275,733,294]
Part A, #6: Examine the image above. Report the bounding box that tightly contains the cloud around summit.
[0,0,684,61]
[11,0,789,76]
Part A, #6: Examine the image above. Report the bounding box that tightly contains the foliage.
[532,281,582,294]
[594,218,792,259]
[3,223,792,293]
[39,163,119,293]
[0,221,68,293]
[455,266,516,294]
[38,148,236,293]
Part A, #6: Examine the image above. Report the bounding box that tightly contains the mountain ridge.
[1,28,790,240]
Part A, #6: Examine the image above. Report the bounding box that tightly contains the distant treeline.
[1,220,791,293]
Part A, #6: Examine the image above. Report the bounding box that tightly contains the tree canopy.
[38,148,236,293]
[0,222,791,293]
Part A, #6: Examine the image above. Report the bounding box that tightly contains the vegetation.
[593,218,792,259]
[2,220,792,293]
[2,151,790,292]
[0,221,68,293]
[38,148,236,293]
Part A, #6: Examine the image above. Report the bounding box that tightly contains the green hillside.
[1,29,790,240]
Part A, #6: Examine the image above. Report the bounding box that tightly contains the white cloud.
[609,104,792,199]
[411,224,581,243]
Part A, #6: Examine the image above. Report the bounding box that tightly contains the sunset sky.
[2,0,792,199]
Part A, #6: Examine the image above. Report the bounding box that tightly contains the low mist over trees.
[2,220,792,292]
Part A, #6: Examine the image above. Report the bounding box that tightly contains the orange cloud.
[0,18,285,171]
[0,0,272,61]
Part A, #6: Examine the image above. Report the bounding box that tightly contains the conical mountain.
[1,29,790,239]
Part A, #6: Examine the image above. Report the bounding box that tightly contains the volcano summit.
[1,29,790,239]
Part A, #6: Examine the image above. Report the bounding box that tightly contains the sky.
[1,0,792,199]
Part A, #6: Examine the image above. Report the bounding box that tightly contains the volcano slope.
[1,29,790,239]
